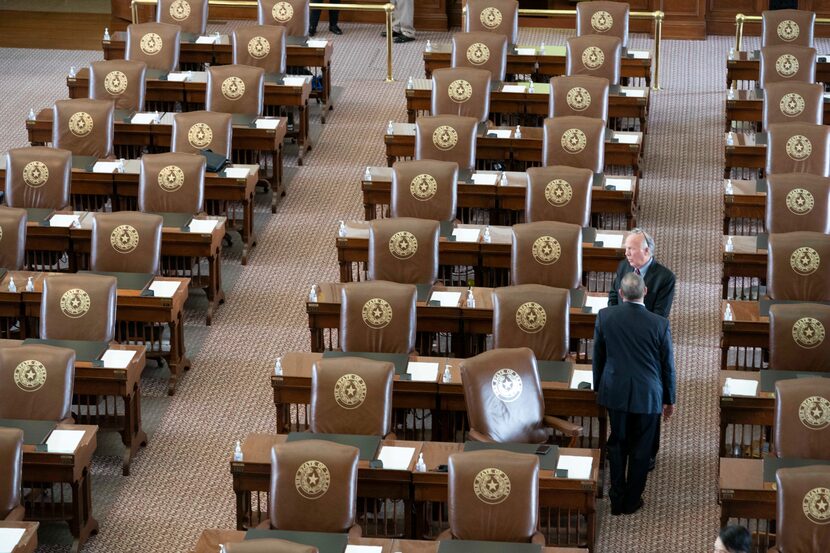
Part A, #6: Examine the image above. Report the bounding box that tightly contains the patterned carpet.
[0,24,816,553]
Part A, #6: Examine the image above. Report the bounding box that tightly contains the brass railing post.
[735,13,745,52]
[385,2,394,82]
[652,10,663,90]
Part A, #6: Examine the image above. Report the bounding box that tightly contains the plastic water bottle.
[725,179,733,195]
[425,40,432,52]
[274,357,283,376]
[442,363,452,383]
[406,76,414,89]
[386,120,394,135]
[27,108,36,121]
[726,236,734,252]
[233,440,243,462]
[415,453,427,472]
[69,66,77,78]
[118,158,126,173]
[153,110,160,124]
[483,225,491,243]
[309,285,318,302]
[500,171,508,186]
[25,277,34,292]
[528,79,534,93]
[103,27,111,41]
[466,288,475,308]
[723,379,732,397]
[724,303,733,321]
[338,220,347,238]
[8,278,16,293]
[540,41,545,52]
[515,125,522,139]
[726,131,734,146]
[364,167,372,181]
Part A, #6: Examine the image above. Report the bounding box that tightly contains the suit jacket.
[607,258,676,318]
[592,302,676,414]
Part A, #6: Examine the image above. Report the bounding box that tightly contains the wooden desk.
[727,49,830,88]
[0,521,39,553]
[718,457,776,552]
[724,131,765,178]
[723,178,765,234]
[718,371,773,459]
[722,235,767,300]
[726,88,830,130]
[720,300,769,371]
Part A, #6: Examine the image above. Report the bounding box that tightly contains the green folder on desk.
[760,369,829,393]
[438,539,542,553]
[153,212,193,229]
[243,530,348,553]
[322,350,410,377]
[463,441,560,471]
[25,208,55,226]
[71,155,97,172]
[0,418,56,445]
[83,271,153,292]
[23,339,108,363]
[536,360,572,384]
[763,457,830,483]
[287,432,381,461]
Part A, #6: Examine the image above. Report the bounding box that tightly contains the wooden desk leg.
[167,313,192,395]
[586,506,596,552]
[323,61,332,117]
[121,384,149,476]
[69,468,99,553]
[310,327,324,353]
[598,414,607,499]
[236,490,250,530]
[407,108,416,124]
[205,251,225,326]
[270,146,284,214]
[719,419,728,458]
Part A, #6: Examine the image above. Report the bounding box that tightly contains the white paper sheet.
[196,35,217,44]
[724,378,758,397]
[614,133,639,144]
[255,118,280,129]
[430,291,461,307]
[377,445,416,470]
[188,219,219,233]
[622,88,646,97]
[407,362,439,382]
[628,50,650,59]
[166,72,189,82]
[46,429,85,453]
[92,161,121,173]
[569,369,593,390]
[501,85,526,93]
[307,39,328,48]
[556,455,593,480]
[516,47,536,55]
[0,528,26,553]
[471,172,498,185]
[223,167,251,179]
[595,233,624,248]
[452,228,480,242]
[101,349,136,368]
[283,76,308,87]
[49,214,80,227]
[131,112,158,124]
[605,177,632,191]
[149,280,180,298]
[489,129,512,138]
[344,547,383,553]
[585,296,609,313]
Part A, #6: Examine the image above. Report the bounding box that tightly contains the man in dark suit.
[593,272,676,515]
[608,228,676,318]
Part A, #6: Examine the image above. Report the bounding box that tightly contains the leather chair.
[257,0,310,37]
[390,160,458,221]
[442,450,543,543]
[139,152,206,213]
[542,116,605,173]
[0,428,24,521]
[52,99,114,159]
[415,115,478,172]
[463,0,519,44]
[41,274,117,342]
[91,211,163,274]
[0,206,27,270]
[493,285,569,361]
[339,281,417,354]
[459,347,581,444]
[4,146,72,210]
[233,25,287,74]
[0,344,75,422]
[576,1,630,49]
[451,32,508,82]
[774,377,830,460]
[126,22,181,72]
[762,82,823,130]
[766,123,830,176]
[759,45,817,87]
[226,540,318,553]
[89,59,147,112]
[773,465,830,552]
[766,173,830,233]
[310,357,394,436]
[565,35,622,85]
[172,111,233,158]
[269,440,361,536]
[769,303,830,371]
[511,221,582,288]
[431,67,492,123]
[206,65,266,117]
[549,75,610,121]
[762,9,816,48]
[368,217,440,285]
[525,165,593,226]
[157,0,209,35]
[767,231,830,301]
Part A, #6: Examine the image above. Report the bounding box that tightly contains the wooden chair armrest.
[467,428,496,442]
[543,415,583,437]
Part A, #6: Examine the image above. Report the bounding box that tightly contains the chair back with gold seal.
[91,212,163,274]
[226,540,319,553]
[549,75,610,122]
[4,146,71,210]
[766,173,830,234]
[157,0,209,35]
[126,22,181,73]
[767,231,830,301]
[257,0,310,37]
[542,115,605,173]
[762,82,823,131]
[525,165,593,227]
[89,59,147,112]
[774,465,830,552]
[368,217,440,285]
[339,280,417,354]
[0,206,27,271]
[451,32,508,82]
[0,428,24,521]
[52,98,114,159]
[463,0,518,44]
[759,45,817,87]
[762,9,816,48]
[431,67,492,123]
[233,25,287,74]
[206,64,266,117]
[774,377,830,460]
[139,152,206,213]
[40,274,117,342]
[493,284,569,361]
[769,303,830,372]
[0,344,76,423]
[172,111,233,159]
[390,159,459,221]
[766,122,830,176]
[565,34,622,85]
[576,1,630,48]
[415,115,478,172]
[511,221,582,288]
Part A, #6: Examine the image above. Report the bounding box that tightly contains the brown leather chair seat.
[339,281,417,354]
[0,206,27,270]
[368,217,440,285]
[172,111,233,159]
[773,465,830,551]
[765,173,830,233]
[390,160,459,220]
[511,221,583,288]
[451,32,508,82]
[0,428,24,521]
[760,45,817,87]
[493,284,570,361]
[542,115,606,172]
[774,377,830,460]
[549,75,610,121]
[415,115,479,172]
[41,274,117,342]
[0,344,76,423]
[431,67,492,123]
[4,146,72,210]
[464,0,519,44]
[89,59,148,112]
[139,152,206,214]
[126,22,181,72]
[91,211,163,274]
[257,0,310,37]
[565,34,622,85]
[53,99,114,159]
[766,122,830,176]
[206,65,266,117]
[157,0,209,35]
[525,165,593,226]
[767,231,830,301]
[762,9,816,48]
[576,1,630,48]
[769,303,830,371]
[762,82,823,130]
[233,25,287,74]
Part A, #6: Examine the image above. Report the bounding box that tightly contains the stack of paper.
[188,219,219,233]
[376,445,416,470]
[724,378,758,397]
[516,48,536,55]
[615,134,639,144]
[407,361,440,382]
[605,177,632,191]
[595,233,624,248]
[195,35,217,44]
[92,161,121,173]
[255,118,280,130]
[556,455,593,479]
[283,77,308,87]
[149,280,180,298]
[344,546,383,553]
[223,167,251,179]
[131,112,158,124]
[166,72,189,82]
[49,214,80,227]
[307,40,328,48]
[622,89,646,98]
[584,296,609,313]
[628,50,650,59]
[569,369,593,389]
[0,528,26,553]
[452,228,480,242]
[502,85,526,93]
[46,429,85,453]
[101,349,136,369]
[430,291,461,307]
[471,173,498,185]
[489,129,512,138]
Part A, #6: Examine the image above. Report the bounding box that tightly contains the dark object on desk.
[536,359,571,383]
[244,529,348,553]
[437,540,542,553]
[23,339,108,364]
[155,211,194,230]
[578,381,592,390]
[0,418,57,445]
[463,441,560,471]
[200,149,228,173]
[286,432,381,461]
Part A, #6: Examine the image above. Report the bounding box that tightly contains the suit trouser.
[606,409,660,511]
[310,0,339,28]
[391,0,415,37]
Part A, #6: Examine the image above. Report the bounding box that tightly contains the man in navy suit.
[593,272,676,515]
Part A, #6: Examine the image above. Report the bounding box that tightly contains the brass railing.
[130,0,396,81]
[735,13,830,51]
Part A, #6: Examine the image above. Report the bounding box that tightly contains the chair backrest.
[91,211,163,274]
[525,165,593,226]
[157,0,208,35]
[565,35,622,85]
[206,64,266,117]
[368,217,439,285]
[53,99,114,159]
[4,146,71,210]
[126,22,181,72]
[89,59,147,112]
[775,377,830,460]
[762,82,823,131]
[415,115,478,172]
[451,32,508,82]
[549,75,610,121]
[431,67,492,123]
[493,284,570,361]
[766,122,830,176]
[233,25,287,74]
[0,206,27,271]
[767,231,830,301]
[339,281,417,354]
[576,1,630,48]
[0,344,75,422]
[0,428,23,521]
[269,440,359,532]
[172,111,233,159]
[257,0,310,37]
[460,347,547,443]
[511,221,582,288]
[226,539,318,553]
[463,0,519,44]
[769,303,830,371]
[762,9,816,48]
[766,173,830,233]
[775,465,830,551]
[542,116,605,172]
[390,159,458,220]
[41,274,117,342]
[139,152,206,213]
[759,45,817,87]
[310,356,394,436]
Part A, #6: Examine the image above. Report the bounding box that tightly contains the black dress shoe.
[329,24,343,35]
[393,34,415,43]
[623,499,645,515]
[648,457,656,471]
[611,505,623,516]
[381,30,402,38]
[308,27,316,36]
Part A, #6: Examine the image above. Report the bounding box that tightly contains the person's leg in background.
[309,0,342,36]
[394,0,415,42]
